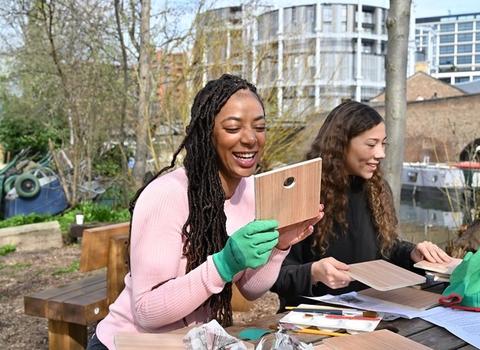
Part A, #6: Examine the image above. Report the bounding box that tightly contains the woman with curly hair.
[271,100,451,312]
[86,74,323,350]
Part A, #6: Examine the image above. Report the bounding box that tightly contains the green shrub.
[0,203,130,232]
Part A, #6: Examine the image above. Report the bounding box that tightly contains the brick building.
[374,94,480,163]
[294,73,480,165]
[370,71,479,163]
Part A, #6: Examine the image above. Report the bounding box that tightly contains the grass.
[53,261,80,275]
[0,244,17,256]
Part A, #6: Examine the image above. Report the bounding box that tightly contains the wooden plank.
[114,332,256,350]
[345,260,426,291]
[413,258,462,275]
[48,319,87,350]
[107,234,129,305]
[62,288,109,324]
[46,277,106,322]
[323,329,432,349]
[254,158,322,229]
[358,287,440,311]
[80,222,130,271]
[231,283,253,312]
[24,274,106,318]
[0,221,63,252]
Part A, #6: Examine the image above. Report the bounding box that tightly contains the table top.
[114,311,475,350]
[225,312,476,350]
[114,281,476,350]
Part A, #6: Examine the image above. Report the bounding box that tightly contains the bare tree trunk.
[133,0,151,189]
[384,0,412,213]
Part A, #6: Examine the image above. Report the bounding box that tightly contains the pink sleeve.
[128,171,225,330]
[234,248,289,300]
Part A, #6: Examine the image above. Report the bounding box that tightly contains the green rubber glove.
[440,251,480,310]
[213,220,279,282]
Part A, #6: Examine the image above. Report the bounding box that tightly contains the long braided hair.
[306,101,398,257]
[128,74,264,327]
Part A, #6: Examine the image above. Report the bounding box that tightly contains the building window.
[341,5,347,20]
[458,22,473,31]
[323,22,332,33]
[455,77,470,83]
[440,45,454,54]
[323,5,332,21]
[457,55,472,64]
[363,42,373,54]
[476,55,480,63]
[440,23,455,32]
[440,34,454,43]
[457,33,473,42]
[439,56,454,65]
[457,44,472,53]
[477,44,480,52]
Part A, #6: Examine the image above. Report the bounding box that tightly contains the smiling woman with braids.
[271,101,451,313]
[87,74,323,350]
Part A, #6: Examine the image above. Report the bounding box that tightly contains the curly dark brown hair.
[128,74,264,327]
[305,101,398,257]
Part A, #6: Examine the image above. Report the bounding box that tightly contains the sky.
[412,0,480,18]
[208,0,480,19]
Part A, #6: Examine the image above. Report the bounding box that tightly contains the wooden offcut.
[323,329,432,349]
[254,158,322,228]
[345,260,426,291]
[114,332,255,350]
[358,287,440,311]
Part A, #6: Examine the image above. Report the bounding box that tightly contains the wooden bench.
[24,222,130,350]
[24,221,255,349]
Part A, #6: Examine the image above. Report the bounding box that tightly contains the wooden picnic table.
[114,280,477,349]
[225,311,476,349]
[114,311,476,350]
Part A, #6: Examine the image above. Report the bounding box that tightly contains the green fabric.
[213,220,279,282]
[440,251,480,310]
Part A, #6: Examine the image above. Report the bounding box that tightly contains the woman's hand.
[276,204,324,250]
[311,257,352,289]
[411,240,452,264]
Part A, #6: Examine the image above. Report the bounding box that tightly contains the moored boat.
[401,161,466,202]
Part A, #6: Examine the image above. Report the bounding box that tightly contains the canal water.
[398,196,472,250]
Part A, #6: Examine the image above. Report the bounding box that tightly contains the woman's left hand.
[411,240,453,263]
[275,204,324,250]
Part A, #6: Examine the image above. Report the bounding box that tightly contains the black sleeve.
[388,239,424,274]
[270,236,315,300]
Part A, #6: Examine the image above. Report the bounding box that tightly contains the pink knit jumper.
[95,167,288,349]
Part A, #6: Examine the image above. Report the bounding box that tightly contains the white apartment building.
[415,12,480,84]
[194,0,397,120]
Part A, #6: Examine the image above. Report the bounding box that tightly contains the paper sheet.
[420,307,480,348]
[305,292,433,319]
[305,293,480,348]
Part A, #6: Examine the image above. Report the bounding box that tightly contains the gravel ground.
[0,244,280,350]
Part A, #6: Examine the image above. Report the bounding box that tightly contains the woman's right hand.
[311,257,352,289]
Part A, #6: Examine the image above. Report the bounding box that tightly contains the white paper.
[305,293,480,348]
[420,307,480,348]
[305,292,433,319]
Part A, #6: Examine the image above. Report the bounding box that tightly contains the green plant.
[1,203,130,232]
[0,244,17,256]
[53,261,80,275]
[0,213,54,229]
[10,262,31,269]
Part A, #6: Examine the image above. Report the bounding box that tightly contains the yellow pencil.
[293,328,349,337]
